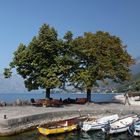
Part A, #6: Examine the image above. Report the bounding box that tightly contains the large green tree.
[4,24,64,98]
[4,24,134,102]
[70,31,134,101]
[58,31,77,88]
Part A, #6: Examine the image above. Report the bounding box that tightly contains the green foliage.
[4,24,65,98]
[57,31,77,89]
[134,81,140,91]
[4,24,134,101]
[70,31,134,98]
[3,68,12,78]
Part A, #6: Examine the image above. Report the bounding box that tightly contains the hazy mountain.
[131,56,140,74]
[0,74,39,93]
[115,57,140,92]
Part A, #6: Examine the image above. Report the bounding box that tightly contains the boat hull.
[113,94,140,105]
[128,119,140,136]
[82,123,106,131]
[102,115,138,134]
[37,124,77,136]
[102,126,128,134]
[82,114,119,132]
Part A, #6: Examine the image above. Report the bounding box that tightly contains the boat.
[113,92,140,105]
[113,95,125,104]
[81,114,119,132]
[37,123,77,136]
[42,99,63,107]
[62,98,87,105]
[62,98,76,104]
[37,116,85,136]
[128,118,140,136]
[30,98,45,107]
[75,98,87,104]
[30,98,63,107]
[102,115,138,134]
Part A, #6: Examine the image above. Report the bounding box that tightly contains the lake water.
[1,129,138,140]
[0,93,122,103]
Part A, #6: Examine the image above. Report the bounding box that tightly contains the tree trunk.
[87,88,91,102]
[45,88,50,99]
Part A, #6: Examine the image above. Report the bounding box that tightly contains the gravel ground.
[0,103,139,120]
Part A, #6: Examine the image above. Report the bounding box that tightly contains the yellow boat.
[37,123,78,136]
[37,116,87,136]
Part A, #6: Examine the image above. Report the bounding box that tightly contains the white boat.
[113,93,140,105]
[113,95,125,104]
[128,119,140,136]
[81,114,119,132]
[102,115,138,134]
[113,94,140,105]
[128,97,140,105]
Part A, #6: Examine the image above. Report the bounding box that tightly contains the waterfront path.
[0,103,140,136]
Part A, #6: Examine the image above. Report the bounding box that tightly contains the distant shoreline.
[0,92,123,103]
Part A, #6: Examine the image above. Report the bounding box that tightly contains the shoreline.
[0,103,140,136]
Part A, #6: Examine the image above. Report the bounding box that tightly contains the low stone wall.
[0,110,81,136]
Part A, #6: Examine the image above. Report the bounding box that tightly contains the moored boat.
[81,114,119,132]
[37,124,77,136]
[113,95,125,104]
[30,98,63,107]
[37,116,85,136]
[113,92,140,105]
[102,115,138,134]
[128,118,140,136]
[75,98,87,104]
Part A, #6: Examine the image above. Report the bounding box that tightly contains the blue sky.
[0,0,140,73]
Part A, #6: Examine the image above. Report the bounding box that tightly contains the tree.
[4,24,64,98]
[58,31,76,89]
[4,25,134,102]
[70,31,134,101]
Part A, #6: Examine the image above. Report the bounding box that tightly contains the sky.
[0,0,140,73]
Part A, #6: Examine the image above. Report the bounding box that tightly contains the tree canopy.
[4,24,134,101]
[69,31,134,101]
[5,24,66,98]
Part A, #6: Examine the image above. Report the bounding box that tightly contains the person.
[124,92,130,105]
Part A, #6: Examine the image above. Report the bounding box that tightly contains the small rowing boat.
[37,116,85,136]
[81,114,119,132]
[128,118,140,136]
[102,115,138,134]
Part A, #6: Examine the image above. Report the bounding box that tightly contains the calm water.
[0,129,139,140]
[0,93,121,103]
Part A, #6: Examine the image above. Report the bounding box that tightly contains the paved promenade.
[0,103,139,136]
